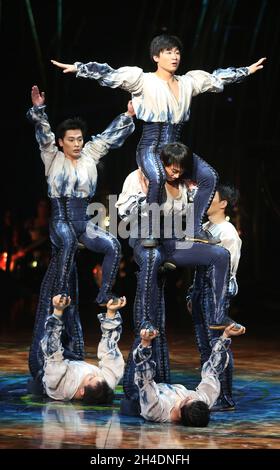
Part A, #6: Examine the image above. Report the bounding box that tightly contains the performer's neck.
[208,213,226,224]
[155,68,175,82]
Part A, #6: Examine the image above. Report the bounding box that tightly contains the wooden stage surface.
[0,327,279,455]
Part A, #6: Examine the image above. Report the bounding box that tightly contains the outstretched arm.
[50,60,77,74]
[41,295,71,359]
[219,235,241,296]
[97,297,127,390]
[51,59,143,94]
[26,85,58,174]
[247,57,266,74]
[82,100,135,163]
[188,57,266,95]
[195,323,246,407]
[31,84,45,107]
[40,296,71,393]
[133,328,169,422]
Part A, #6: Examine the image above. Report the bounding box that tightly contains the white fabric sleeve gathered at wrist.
[187,66,250,96]
[33,104,46,110]
[133,343,152,366]
[26,104,47,121]
[53,312,63,321]
[97,311,122,331]
[96,311,124,389]
[201,335,231,380]
[82,112,135,163]
[74,61,143,94]
[26,105,58,174]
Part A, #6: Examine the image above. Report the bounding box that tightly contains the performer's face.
[59,129,84,160]
[74,375,104,400]
[171,396,196,422]
[207,191,227,216]
[164,164,184,182]
[153,47,181,73]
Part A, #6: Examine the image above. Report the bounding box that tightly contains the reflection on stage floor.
[0,332,279,450]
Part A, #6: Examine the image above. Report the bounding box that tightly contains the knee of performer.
[67,238,78,252]
[149,171,166,186]
[213,246,230,267]
[141,247,162,268]
[107,237,121,255]
[52,233,78,252]
[201,169,217,188]
[153,248,163,267]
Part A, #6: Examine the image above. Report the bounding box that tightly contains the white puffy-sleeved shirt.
[115,169,189,218]
[41,312,124,401]
[75,61,249,124]
[203,220,242,294]
[134,335,231,423]
[27,105,135,198]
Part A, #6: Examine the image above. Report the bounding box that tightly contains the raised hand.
[106,296,127,315]
[52,294,71,311]
[140,327,159,347]
[248,57,266,75]
[31,85,45,107]
[51,60,77,73]
[223,322,246,338]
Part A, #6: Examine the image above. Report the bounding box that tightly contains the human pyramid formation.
[27,34,265,427]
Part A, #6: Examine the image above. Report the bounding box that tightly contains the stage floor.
[0,331,279,451]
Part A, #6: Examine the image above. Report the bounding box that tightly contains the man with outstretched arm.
[133,322,245,426]
[39,295,126,403]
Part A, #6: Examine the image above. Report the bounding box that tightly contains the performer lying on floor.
[133,321,245,426]
[187,183,242,411]
[36,295,126,403]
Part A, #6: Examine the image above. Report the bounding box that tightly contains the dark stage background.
[0,0,279,337]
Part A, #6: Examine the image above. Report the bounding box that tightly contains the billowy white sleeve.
[75,61,144,95]
[220,235,242,279]
[115,171,147,220]
[195,336,231,408]
[97,312,124,390]
[41,315,68,393]
[82,113,135,163]
[186,66,249,96]
[26,105,58,175]
[133,344,169,422]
